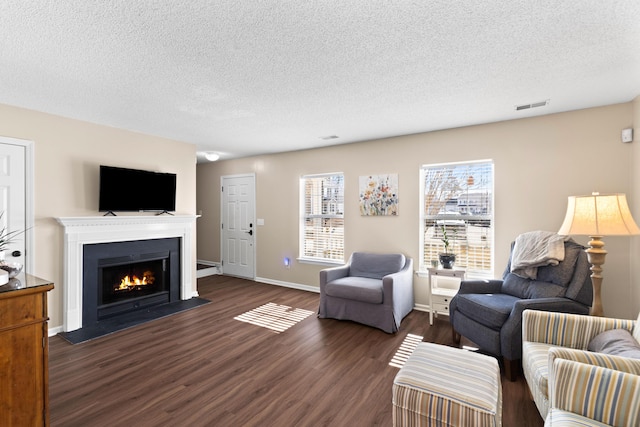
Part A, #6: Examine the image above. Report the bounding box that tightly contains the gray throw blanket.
[511,231,570,279]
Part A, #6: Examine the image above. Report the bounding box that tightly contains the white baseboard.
[255,276,320,293]
[49,326,63,337]
[197,260,221,278]
[413,303,430,312]
[197,259,220,267]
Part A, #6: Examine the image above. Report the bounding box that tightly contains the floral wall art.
[359,174,399,216]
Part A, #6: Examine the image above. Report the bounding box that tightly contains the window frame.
[299,172,345,265]
[419,160,494,279]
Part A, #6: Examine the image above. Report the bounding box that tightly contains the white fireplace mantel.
[56,215,199,332]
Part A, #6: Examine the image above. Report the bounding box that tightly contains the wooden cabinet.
[0,274,54,426]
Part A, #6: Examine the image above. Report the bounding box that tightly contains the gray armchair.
[449,239,592,380]
[318,252,414,333]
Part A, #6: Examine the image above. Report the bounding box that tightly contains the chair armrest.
[457,279,503,294]
[549,359,640,427]
[319,265,350,287]
[383,258,414,300]
[548,347,640,376]
[523,309,636,349]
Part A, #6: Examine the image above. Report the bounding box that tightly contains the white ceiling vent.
[515,100,550,111]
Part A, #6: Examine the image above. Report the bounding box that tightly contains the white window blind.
[420,160,494,278]
[300,173,344,262]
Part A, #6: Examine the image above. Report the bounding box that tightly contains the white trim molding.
[56,215,198,332]
[255,276,320,294]
[0,136,34,273]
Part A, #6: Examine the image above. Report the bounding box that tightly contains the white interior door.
[0,139,28,268]
[221,174,255,279]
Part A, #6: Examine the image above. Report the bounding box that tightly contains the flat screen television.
[99,165,177,214]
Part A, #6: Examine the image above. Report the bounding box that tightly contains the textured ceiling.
[1,1,639,162]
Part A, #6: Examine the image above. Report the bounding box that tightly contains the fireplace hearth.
[83,238,180,327]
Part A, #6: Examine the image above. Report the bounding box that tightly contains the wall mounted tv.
[99,165,177,215]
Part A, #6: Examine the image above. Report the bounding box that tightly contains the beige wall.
[0,103,197,331]
[631,95,640,315]
[197,102,640,319]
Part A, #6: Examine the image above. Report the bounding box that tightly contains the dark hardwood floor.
[49,275,544,426]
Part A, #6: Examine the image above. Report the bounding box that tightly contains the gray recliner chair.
[449,239,592,380]
[318,252,414,333]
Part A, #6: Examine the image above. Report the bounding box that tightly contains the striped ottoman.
[392,342,502,426]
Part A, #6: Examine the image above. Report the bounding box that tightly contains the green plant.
[440,225,455,254]
[0,212,27,252]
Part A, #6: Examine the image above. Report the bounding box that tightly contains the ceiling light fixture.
[204,152,220,161]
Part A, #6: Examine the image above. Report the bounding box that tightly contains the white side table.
[427,267,466,325]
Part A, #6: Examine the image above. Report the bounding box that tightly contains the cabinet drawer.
[433,302,450,313]
[0,293,44,329]
[431,294,452,305]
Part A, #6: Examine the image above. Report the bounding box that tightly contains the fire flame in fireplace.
[116,270,156,291]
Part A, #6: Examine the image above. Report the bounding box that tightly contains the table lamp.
[558,192,640,316]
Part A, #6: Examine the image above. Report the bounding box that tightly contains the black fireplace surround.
[83,238,180,327]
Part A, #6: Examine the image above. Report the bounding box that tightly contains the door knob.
[246,230,253,236]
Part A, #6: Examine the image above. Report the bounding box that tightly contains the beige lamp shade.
[558,193,640,236]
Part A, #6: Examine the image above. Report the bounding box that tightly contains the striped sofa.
[522,310,640,423]
[546,358,640,427]
[392,342,502,426]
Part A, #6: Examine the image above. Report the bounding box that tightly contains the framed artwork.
[359,174,399,216]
